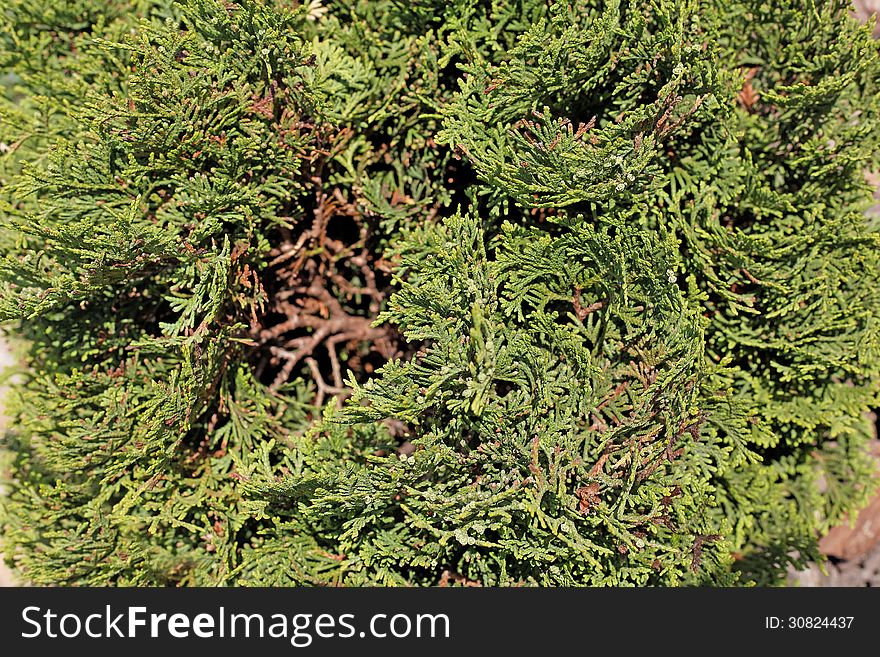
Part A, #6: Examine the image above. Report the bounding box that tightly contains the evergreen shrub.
[1,0,879,586]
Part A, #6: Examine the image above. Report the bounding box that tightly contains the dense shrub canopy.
[1,0,878,586]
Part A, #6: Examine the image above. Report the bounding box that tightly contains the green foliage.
[1,0,878,586]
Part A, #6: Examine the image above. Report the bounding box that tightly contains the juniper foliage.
[1,0,878,586]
